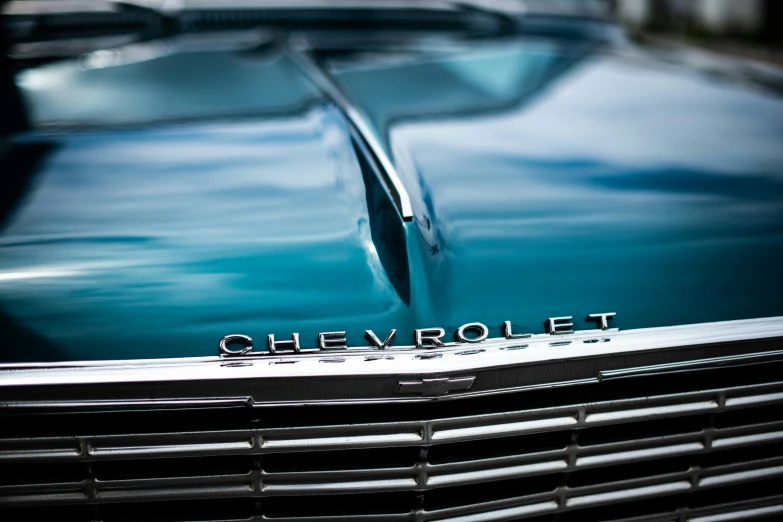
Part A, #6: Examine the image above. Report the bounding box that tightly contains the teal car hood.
[334,40,783,338]
[1,39,782,362]
[1,105,418,362]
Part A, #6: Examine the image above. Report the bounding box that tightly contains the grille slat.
[690,502,783,522]
[435,501,559,522]
[576,442,704,466]
[427,460,568,487]
[699,462,783,487]
[713,429,783,448]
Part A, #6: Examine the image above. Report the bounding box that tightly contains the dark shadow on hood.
[0,141,59,232]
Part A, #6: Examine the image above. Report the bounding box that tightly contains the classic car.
[1,0,783,520]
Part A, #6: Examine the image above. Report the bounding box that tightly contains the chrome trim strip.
[40,496,778,522]
[0,317,781,392]
[286,42,415,221]
[0,398,254,410]
[699,464,783,488]
[599,349,783,380]
[437,502,558,522]
[726,391,783,407]
[691,504,783,522]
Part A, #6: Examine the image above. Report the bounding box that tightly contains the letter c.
[219,334,253,357]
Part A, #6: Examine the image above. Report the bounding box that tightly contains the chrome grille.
[3,360,783,521]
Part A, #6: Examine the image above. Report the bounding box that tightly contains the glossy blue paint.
[1,37,782,362]
[0,88,414,360]
[334,39,783,335]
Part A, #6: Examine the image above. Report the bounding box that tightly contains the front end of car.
[2,1,783,520]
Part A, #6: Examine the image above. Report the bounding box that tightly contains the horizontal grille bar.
[690,502,783,522]
[3,457,780,520]
[3,380,782,462]
[102,494,783,522]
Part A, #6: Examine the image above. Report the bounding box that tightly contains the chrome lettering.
[365,329,396,349]
[220,313,618,356]
[503,321,531,339]
[455,322,489,343]
[415,328,445,348]
[219,334,253,357]
[319,331,347,350]
[587,312,616,330]
[547,316,574,335]
[267,333,301,354]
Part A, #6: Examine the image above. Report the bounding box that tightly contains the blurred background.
[611,0,783,65]
[2,0,783,135]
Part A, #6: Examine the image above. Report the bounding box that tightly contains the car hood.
[2,37,782,362]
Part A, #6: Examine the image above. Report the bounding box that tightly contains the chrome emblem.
[219,313,616,357]
[396,376,476,396]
